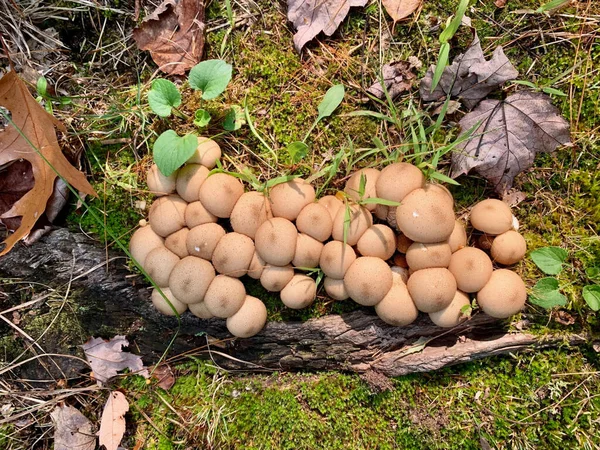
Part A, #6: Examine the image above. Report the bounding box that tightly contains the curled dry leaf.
[99,391,129,450]
[502,189,527,207]
[51,404,96,450]
[151,363,176,390]
[367,60,417,99]
[381,0,421,25]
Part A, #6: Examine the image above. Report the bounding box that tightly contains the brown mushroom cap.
[147,164,177,196]
[405,241,452,271]
[175,164,209,202]
[396,233,413,253]
[230,191,273,239]
[319,241,357,279]
[490,230,527,265]
[165,227,189,258]
[331,204,373,246]
[407,268,457,313]
[344,168,380,211]
[386,207,398,230]
[470,199,513,235]
[188,137,222,168]
[429,290,470,327]
[317,195,343,221]
[376,162,425,202]
[168,256,215,304]
[248,251,266,279]
[188,301,214,319]
[148,195,187,237]
[356,224,397,260]
[129,225,164,267]
[145,246,180,287]
[226,295,268,338]
[296,203,333,242]
[151,287,187,316]
[396,188,455,243]
[344,256,393,306]
[323,277,349,300]
[212,232,255,277]
[185,201,218,228]
[280,275,317,309]
[292,233,323,268]
[393,253,409,269]
[254,217,298,266]
[477,269,526,318]
[374,272,418,326]
[204,275,246,318]
[186,223,226,260]
[198,173,244,218]
[374,204,388,220]
[268,178,316,221]
[448,220,468,253]
[448,247,493,293]
[476,234,495,251]
[260,264,294,292]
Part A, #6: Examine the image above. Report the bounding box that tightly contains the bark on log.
[0,228,587,380]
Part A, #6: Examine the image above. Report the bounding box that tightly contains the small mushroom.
[296,203,333,242]
[145,246,180,287]
[212,232,255,277]
[317,195,343,221]
[407,268,457,313]
[165,227,189,258]
[254,217,298,266]
[175,164,209,202]
[448,247,493,293]
[448,220,468,253]
[344,257,393,306]
[344,168,380,211]
[188,301,214,319]
[405,241,452,271]
[185,201,218,228]
[356,224,397,260]
[269,178,316,220]
[470,199,513,235]
[477,269,526,318]
[376,162,425,202]
[186,223,226,260]
[151,287,187,315]
[188,137,222,168]
[429,290,470,328]
[129,225,164,267]
[374,204,388,220]
[374,272,418,326]
[396,233,413,254]
[260,264,294,292]
[319,241,357,279]
[396,188,455,243]
[204,275,246,318]
[331,203,373,246]
[169,256,215,304]
[247,251,266,280]
[147,164,177,196]
[226,295,268,338]
[490,230,527,265]
[198,173,244,218]
[280,275,317,309]
[391,266,409,283]
[148,195,187,237]
[476,234,495,251]
[230,191,273,239]
[393,253,409,268]
[324,277,349,300]
[292,233,323,268]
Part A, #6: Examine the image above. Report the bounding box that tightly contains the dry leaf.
[133,0,205,75]
[151,363,176,390]
[51,404,96,450]
[451,91,571,193]
[287,0,368,52]
[495,0,508,7]
[99,391,129,450]
[502,189,527,207]
[381,0,421,25]
[81,336,149,385]
[0,72,96,255]
[366,60,417,99]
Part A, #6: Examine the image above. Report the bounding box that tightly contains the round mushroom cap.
[344,257,393,306]
[477,234,495,251]
[226,295,268,338]
[406,241,452,271]
[129,225,164,267]
[317,195,343,221]
[331,204,373,246]
[230,191,273,239]
[165,227,189,258]
[212,232,255,277]
[185,201,218,228]
[188,301,214,319]
[175,164,209,202]
[407,268,457,313]
[344,168,380,211]
[375,272,418,326]
[396,233,413,253]
[429,290,470,328]
[490,230,527,265]
[169,256,215,304]
[204,275,246,318]
[296,203,333,242]
[424,183,454,208]
[324,277,349,300]
[147,164,177,196]
[280,275,317,309]
[448,220,468,253]
[376,162,425,202]
[260,264,294,292]
[188,137,221,168]
[269,178,316,221]
[470,199,513,235]
[448,247,493,293]
[248,251,266,279]
[292,233,323,268]
[186,223,226,260]
[374,204,388,220]
[151,287,187,316]
[149,195,187,237]
[198,173,244,218]
[356,224,397,260]
[319,241,357,279]
[391,266,409,284]
[254,217,298,266]
[396,188,455,243]
[145,246,180,287]
[477,269,526,318]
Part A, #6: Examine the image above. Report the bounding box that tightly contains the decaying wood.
[0,228,587,380]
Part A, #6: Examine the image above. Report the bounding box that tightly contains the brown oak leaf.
[51,404,96,450]
[367,60,417,99]
[99,391,129,450]
[381,0,421,26]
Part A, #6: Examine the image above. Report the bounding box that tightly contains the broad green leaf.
[582,285,600,311]
[317,84,345,121]
[148,78,181,117]
[530,246,568,275]
[223,105,245,131]
[286,141,309,163]
[193,109,211,127]
[431,42,450,92]
[153,130,198,177]
[586,267,600,282]
[529,277,567,309]
[36,76,48,97]
[189,59,232,99]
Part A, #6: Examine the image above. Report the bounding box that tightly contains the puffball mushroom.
[448,220,468,253]
[406,241,452,270]
[344,256,393,306]
[198,173,244,218]
[254,217,298,266]
[226,295,268,338]
[490,230,527,265]
[188,137,222,168]
[407,268,457,313]
[188,301,214,319]
[344,168,380,211]
[145,246,180,287]
[149,195,187,237]
[147,164,177,196]
[204,275,246,318]
[185,201,218,228]
[318,195,343,221]
[292,233,323,268]
[429,290,470,328]
[374,204,388,221]
[230,191,273,239]
[211,232,255,277]
[324,277,349,300]
[151,287,187,316]
[260,264,294,292]
[320,241,357,279]
[356,224,397,260]
[175,164,209,202]
[331,204,373,246]
[165,227,189,258]
[477,269,526,318]
[129,225,164,267]
[391,265,410,284]
[186,223,226,260]
[470,199,513,235]
[424,183,454,208]
[374,272,418,326]
[477,234,495,251]
[396,233,413,254]
[269,178,316,220]
[396,188,455,243]
[296,203,333,242]
[376,162,425,202]
[448,247,493,293]
[169,256,215,304]
[280,275,317,309]
[248,251,266,279]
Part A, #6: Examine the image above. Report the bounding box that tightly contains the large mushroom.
[268,178,315,221]
[148,195,187,237]
[343,256,393,306]
[230,191,273,239]
[254,217,298,266]
[211,232,255,277]
[226,295,268,338]
[168,256,215,304]
[198,173,244,218]
[396,188,455,243]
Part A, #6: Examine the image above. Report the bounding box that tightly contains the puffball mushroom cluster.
[131,137,529,339]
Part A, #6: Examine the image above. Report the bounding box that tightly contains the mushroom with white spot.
[186,223,226,260]
[317,195,343,221]
[396,188,455,243]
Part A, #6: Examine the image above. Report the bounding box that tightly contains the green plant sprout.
[35,76,72,114]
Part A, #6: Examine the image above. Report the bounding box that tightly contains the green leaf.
[439,0,469,43]
[189,59,232,99]
[265,175,300,189]
[223,105,245,131]
[342,203,351,247]
[193,109,211,127]
[582,285,600,311]
[429,171,460,185]
[512,80,537,88]
[535,0,569,13]
[586,267,600,282]
[153,130,198,177]
[360,198,401,207]
[344,110,395,123]
[148,79,181,117]
[431,42,450,92]
[286,141,309,163]
[530,246,568,275]
[36,76,48,97]
[317,84,345,121]
[358,173,367,199]
[542,86,567,97]
[529,277,567,309]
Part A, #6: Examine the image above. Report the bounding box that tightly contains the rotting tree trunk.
[0,228,587,379]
